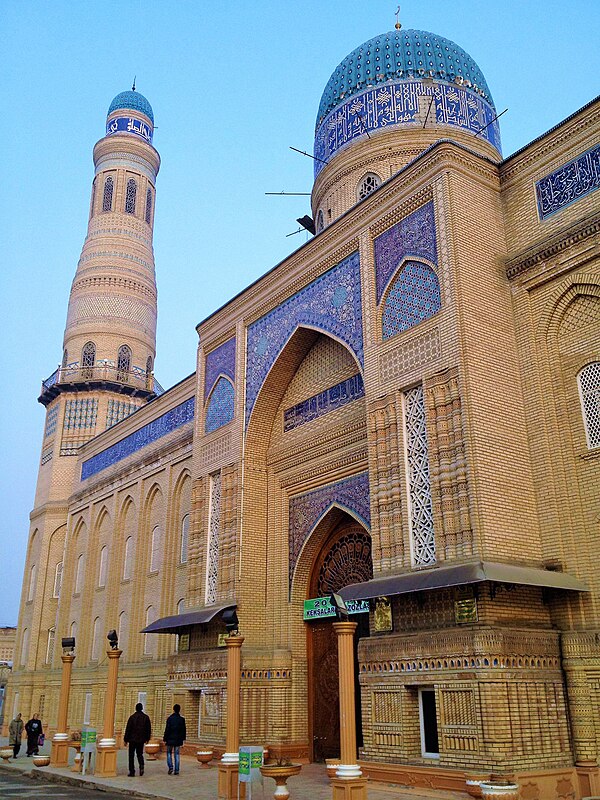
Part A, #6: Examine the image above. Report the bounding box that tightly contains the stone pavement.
[0,739,469,800]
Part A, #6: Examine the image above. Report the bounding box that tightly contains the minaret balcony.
[39,364,164,406]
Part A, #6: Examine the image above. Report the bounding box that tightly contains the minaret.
[39,90,160,462]
[36,89,161,499]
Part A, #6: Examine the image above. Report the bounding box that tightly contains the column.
[50,653,75,767]
[218,634,245,799]
[331,622,368,800]
[95,648,122,777]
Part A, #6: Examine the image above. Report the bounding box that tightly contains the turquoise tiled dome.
[317,28,494,127]
[108,90,154,124]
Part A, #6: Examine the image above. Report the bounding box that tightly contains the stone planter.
[480,781,519,800]
[196,750,213,768]
[325,758,341,779]
[145,741,161,760]
[71,752,82,772]
[260,764,302,800]
[32,756,51,767]
[465,773,490,797]
[0,748,13,762]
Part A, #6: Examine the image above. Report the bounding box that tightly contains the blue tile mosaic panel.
[81,397,195,480]
[205,377,235,433]
[45,406,58,438]
[314,81,501,177]
[205,337,236,398]
[288,472,370,588]
[246,252,363,427]
[284,374,365,431]
[63,399,98,430]
[374,201,437,302]
[535,144,600,220]
[382,261,441,339]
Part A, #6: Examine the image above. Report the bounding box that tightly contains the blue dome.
[108,91,154,124]
[317,28,494,127]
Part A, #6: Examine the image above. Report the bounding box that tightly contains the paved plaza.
[0,740,469,800]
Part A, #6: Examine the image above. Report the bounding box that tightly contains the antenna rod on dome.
[132,76,136,92]
[356,112,371,139]
[265,192,311,196]
[474,107,508,136]
[289,146,328,165]
[422,96,435,128]
[395,5,401,30]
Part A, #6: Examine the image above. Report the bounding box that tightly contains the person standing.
[24,713,43,757]
[9,712,24,758]
[124,702,151,777]
[163,703,186,775]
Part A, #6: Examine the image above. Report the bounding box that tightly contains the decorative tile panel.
[63,399,98,430]
[81,397,195,480]
[374,201,437,303]
[246,252,363,427]
[284,373,364,431]
[382,261,441,339]
[106,398,142,429]
[535,144,600,220]
[403,386,435,566]
[205,377,235,433]
[44,406,58,438]
[289,472,370,587]
[314,81,501,177]
[379,328,441,382]
[206,472,221,606]
[205,337,236,398]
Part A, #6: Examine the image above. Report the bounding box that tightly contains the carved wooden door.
[309,522,372,762]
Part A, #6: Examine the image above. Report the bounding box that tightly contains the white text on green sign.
[303,596,369,620]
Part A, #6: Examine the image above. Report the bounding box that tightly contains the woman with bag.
[24,713,43,756]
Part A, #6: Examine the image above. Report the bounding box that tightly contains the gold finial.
[395,5,401,29]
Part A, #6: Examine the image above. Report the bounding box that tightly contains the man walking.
[163,703,186,775]
[124,702,151,776]
[9,712,24,758]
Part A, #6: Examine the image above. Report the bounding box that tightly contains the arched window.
[180,514,189,564]
[117,345,132,382]
[21,629,29,666]
[177,598,185,614]
[74,554,84,594]
[144,606,156,656]
[578,362,600,448]
[61,349,68,369]
[357,172,381,201]
[27,564,37,602]
[205,377,235,433]
[150,525,161,572]
[125,178,137,214]
[382,260,441,340]
[118,611,128,652]
[91,617,100,660]
[145,188,153,224]
[102,176,114,212]
[53,562,63,598]
[98,546,108,587]
[146,355,153,374]
[70,621,77,639]
[90,178,96,218]
[123,536,133,580]
[82,341,96,378]
[316,209,324,233]
[46,628,56,665]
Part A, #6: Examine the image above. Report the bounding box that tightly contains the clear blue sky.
[1,0,598,625]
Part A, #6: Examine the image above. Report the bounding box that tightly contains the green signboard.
[239,746,263,782]
[303,596,369,620]
[80,728,97,753]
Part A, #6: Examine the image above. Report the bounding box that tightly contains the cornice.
[501,102,600,182]
[70,274,157,301]
[506,212,600,279]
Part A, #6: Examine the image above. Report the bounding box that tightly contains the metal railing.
[41,364,164,395]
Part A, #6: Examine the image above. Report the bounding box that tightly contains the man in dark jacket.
[24,714,43,757]
[124,702,151,776]
[163,704,186,775]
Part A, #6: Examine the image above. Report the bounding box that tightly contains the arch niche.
[244,325,370,761]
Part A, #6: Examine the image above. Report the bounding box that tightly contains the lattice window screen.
[205,472,221,605]
[403,385,436,566]
[357,172,381,201]
[125,178,137,214]
[102,177,114,211]
[579,362,600,448]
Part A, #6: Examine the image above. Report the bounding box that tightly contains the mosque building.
[5,22,600,799]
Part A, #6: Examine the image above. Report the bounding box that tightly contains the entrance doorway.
[308,520,372,762]
[418,689,440,759]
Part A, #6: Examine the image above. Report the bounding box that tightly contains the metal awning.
[141,602,236,634]
[338,561,589,601]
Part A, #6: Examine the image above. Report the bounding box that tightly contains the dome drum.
[106,90,155,144]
